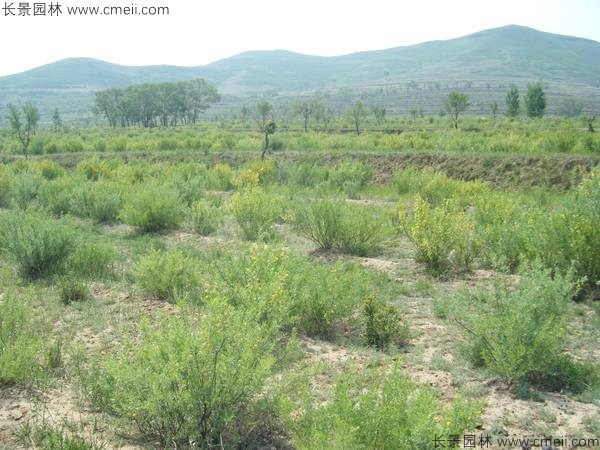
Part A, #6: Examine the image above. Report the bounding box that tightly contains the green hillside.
[1,25,599,119]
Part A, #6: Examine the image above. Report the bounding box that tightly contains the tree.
[6,103,39,159]
[348,101,368,135]
[505,85,520,118]
[52,108,63,132]
[525,82,546,118]
[558,98,584,117]
[315,105,334,131]
[584,116,596,133]
[444,92,469,129]
[490,102,499,120]
[256,101,275,159]
[371,105,386,126]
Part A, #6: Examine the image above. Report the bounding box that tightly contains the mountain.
[1,25,600,118]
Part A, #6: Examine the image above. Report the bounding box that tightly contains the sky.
[0,0,599,77]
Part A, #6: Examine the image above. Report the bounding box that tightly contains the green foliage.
[230,187,283,241]
[85,301,277,447]
[295,199,389,256]
[58,276,91,304]
[0,212,77,279]
[449,264,597,392]
[190,199,223,235]
[37,177,77,216]
[134,250,200,302]
[505,84,520,117]
[0,293,45,385]
[9,172,43,209]
[525,81,547,118]
[362,296,410,350]
[206,245,380,338]
[397,196,476,274]
[71,181,123,223]
[68,242,116,279]
[289,367,481,449]
[444,91,470,128]
[120,185,185,232]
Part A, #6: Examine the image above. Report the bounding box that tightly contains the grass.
[0,153,597,449]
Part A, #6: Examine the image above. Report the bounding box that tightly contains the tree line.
[93,79,220,128]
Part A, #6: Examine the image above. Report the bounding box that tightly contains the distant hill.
[1,25,600,120]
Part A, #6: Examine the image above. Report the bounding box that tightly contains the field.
[0,120,599,449]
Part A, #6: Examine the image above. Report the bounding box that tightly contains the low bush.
[0,293,45,385]
[85,301,278,447]
[71,181,123,223]
[133,249,200,302]
[37,177,77,216]
[288,367,481,449]
[448,264,598,393]
[362,296,410,350]
[68,242,116,279]
[120,185,185,233]
[0,212,77,279]
[58,276,91,304]
[190,199,223,235]
[397,196,476,274]
[230,187,283,241]
[295,199,390,256]
[8,173,43,209]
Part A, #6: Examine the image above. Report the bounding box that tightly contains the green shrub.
[120,185,185,233]
[0,213,77,279]
[85,301,278,447]
[71,181,123,223]
[9,173,43,209]
[134,250,200,302]
[448,264,597,393]
[329,161,373,190]
[0,293,45,385]
[397,196,476,274]
[0,166,14,207]
[190,199,223,235]
[230,187,283,241]
[37,178,77,216]
[58,276,91,304]
[289,367,481,449]
[68,242,116,279]
[295,199,389,256]
[208,245,379,338]
[362,296,410,350]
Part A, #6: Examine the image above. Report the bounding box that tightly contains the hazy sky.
[0,0,599,77]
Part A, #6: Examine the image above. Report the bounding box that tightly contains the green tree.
[444,92,469,129]
[6,103,39,159]
[525,82,547,118]
[505,85,520,118]
[52,108,62,132]
[294,98,323,132]
[371,105,386,126]
[256,101,276,159]
[584,115,595,133]
[490,102,499,120]
[348,101,368,135]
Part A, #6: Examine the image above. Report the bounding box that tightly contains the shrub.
[397,196,476,274]
[329,161,373,190]
[295,199,389,256]
[68,242,116,279]
[230,188,283,241]
[58,276,91,304]
[0,213,77,279]
[9,173,43,209]
[134,250,200,302]
[190,199,223,235]
[0,166,14,207]
[120,185,185,233]
[208,245,379,338]
[71,181,123,223]
[289,367,481,449]
[37,178,77,216]
[33,160,64,180]
[85,301,278,447]
[362,296,410,350]
[448,264,597,393]
[0,293,45,385]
